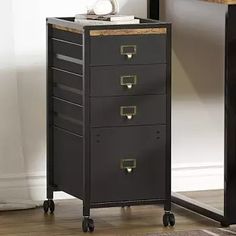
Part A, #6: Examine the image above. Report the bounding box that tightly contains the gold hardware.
[120,75,137,89]
[120,106,137,120]
[120,159,137,173]
[120,45,137,59]
[127,54,132,59]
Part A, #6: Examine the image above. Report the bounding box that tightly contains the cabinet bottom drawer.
[90,125,166,203]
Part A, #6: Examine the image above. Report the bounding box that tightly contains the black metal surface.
[53,115,83,136]
[53,85,83,105]
[46,23,54,200]
[46,17,172,223]
[90,35,166,65]
[165,23,172,212]
[52,67,83,105]
[90,95,166,127]
[52,68,83,90]
[172,193,224,223]
[91,199,165,208]
[47,17,168,33]
[82,29,91,217]
[148,0,159,20]
[52,27,83,45]
[90,64,166,96]
[52,57,83,75]
[52,39,82,59]
[90,125,166,203]
[53,97,83,122]
[225,5,236,225]
[53,127,83,199]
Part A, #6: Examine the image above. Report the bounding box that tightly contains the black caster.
[43,200,55,214]
[221,221,230,227]
[82,218,94,233]
[163,212,175,227]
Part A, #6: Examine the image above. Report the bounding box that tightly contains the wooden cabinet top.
[200,0,236,4]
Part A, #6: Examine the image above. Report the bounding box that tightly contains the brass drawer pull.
[120,159,136,173]
[120,106,137,120]
[120,75,137,89]
[120,45,137,59]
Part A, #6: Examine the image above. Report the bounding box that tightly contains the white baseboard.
[0,173,30,201]
[0,172,74,202]
[0,163,224,201]
[172,162,224,192]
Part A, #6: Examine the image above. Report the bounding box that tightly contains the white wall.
[160,0,226,192]
[1,0,225,202]
[0,0,31,201]
[0,0,147,201]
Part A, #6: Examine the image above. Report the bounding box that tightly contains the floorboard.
[0,190,227,235]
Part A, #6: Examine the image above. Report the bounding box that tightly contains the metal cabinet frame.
[45,17,174,231]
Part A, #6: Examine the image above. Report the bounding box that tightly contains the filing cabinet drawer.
[90,125,166,203]
[90,34,167,65]
[91,95,166,127]
[90,64,166,96]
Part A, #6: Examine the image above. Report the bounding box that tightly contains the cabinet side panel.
[53,127,83,199]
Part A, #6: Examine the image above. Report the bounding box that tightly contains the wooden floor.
[0,191,227,236]
[182,190,224,211]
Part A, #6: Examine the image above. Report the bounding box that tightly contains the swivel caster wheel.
[163,212,175,227]
[43,200,55,214]
[82,218,94,233]
[221,221,230,227]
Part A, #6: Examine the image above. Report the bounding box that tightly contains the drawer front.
[90,64,166,96]
[91,95,166,127]
[90,34,166,65]
[90,125,166,203]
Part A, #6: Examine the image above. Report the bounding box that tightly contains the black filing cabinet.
[45,17,173,232]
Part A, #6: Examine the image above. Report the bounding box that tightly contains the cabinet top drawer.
[47,17,170,65]
[90,32,167,66]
